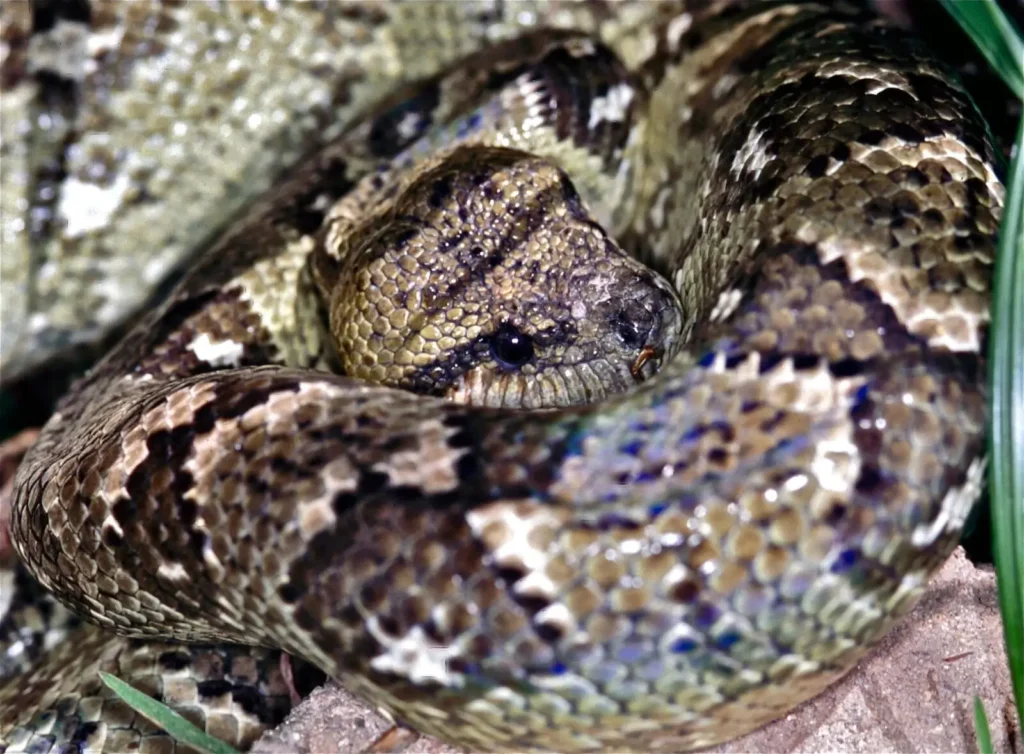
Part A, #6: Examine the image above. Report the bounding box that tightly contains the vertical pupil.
[491,324,534,367]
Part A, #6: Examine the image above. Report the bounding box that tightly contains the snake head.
[321,145,682,408]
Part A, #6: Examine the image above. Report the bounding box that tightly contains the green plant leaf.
[938,0,1024,99]
[99,672,242,754]
[988,110,1024,730]
[942,0,1024,740]
[974,695,996,754]
[974,696,995,754]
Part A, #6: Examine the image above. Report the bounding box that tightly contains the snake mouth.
[630,345,663,384]
[443,358,647,409]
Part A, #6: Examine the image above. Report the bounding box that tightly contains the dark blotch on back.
[31,0,91,33]
[158,650,192,671]
[289,158,360,236]
[368,81,441,158]
[428,175,453,208]
[148,290,222,351]
[68,722,100,748]
[804,154,830,178]
[118,379,302,588]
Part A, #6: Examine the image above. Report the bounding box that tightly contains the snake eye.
[490,323,534,369]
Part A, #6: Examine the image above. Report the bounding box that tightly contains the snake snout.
[608,274,683,379]
[612,308,661,382]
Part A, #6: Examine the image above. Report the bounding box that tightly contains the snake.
[0,1,1003,752]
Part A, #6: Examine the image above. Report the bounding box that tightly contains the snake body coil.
[3,2,1001,752]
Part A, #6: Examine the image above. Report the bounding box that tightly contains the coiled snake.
[1,1,1002,752]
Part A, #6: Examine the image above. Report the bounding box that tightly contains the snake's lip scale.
[0,1,1000,752]
[441,357,643,409]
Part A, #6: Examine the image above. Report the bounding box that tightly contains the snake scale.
[0,1,1004,752]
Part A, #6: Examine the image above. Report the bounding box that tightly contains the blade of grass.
[941,0,1024,742]
[988,110,1024,728]
[99,672,242,754]
[974,697,995,754]
[938,0,1024,98]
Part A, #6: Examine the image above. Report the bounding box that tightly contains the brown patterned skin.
[0,0,671,383]
[4,622,298,753]
[3,1,1002,753]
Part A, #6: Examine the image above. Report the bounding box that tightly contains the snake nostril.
[612,307,653,349]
